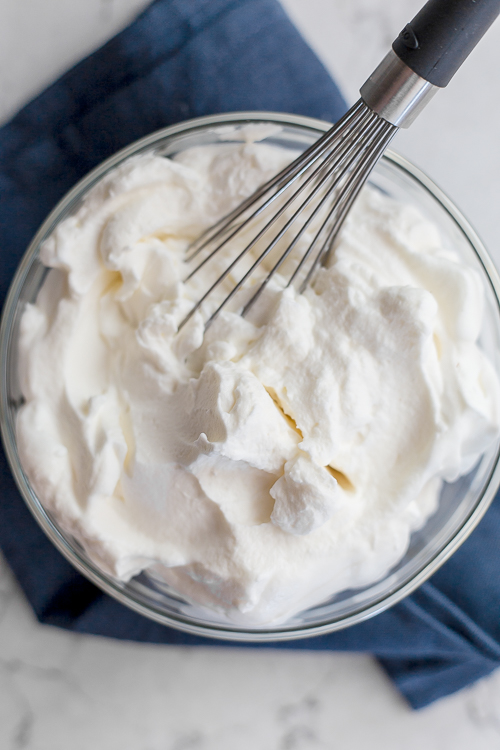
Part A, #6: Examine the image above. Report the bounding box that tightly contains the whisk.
[180,0,500,331]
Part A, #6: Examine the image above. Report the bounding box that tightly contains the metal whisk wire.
[185,101,366,267]
[177,0,500,331]
[178,101,396,331]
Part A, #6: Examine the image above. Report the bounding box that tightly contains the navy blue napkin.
[0,0,499,710]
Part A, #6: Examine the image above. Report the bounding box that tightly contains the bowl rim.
[2,110,500,642]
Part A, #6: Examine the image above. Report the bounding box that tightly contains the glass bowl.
[2,112,500,642]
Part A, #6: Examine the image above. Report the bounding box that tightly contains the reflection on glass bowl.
[1,112,500,642]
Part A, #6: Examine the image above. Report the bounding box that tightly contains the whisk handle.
[361,0,499,127]
[393,0,500,87]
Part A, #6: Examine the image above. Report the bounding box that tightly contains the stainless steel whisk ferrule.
[179,0,500,331]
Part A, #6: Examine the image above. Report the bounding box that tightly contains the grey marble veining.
[282,0,500,269]
[2,549,500,750]
[1,0,500,747]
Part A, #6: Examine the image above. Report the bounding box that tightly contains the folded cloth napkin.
[0,0,499,711]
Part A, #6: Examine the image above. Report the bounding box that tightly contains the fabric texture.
[0,0,499,710]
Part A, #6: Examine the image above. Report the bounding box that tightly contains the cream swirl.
[16,142,500,624]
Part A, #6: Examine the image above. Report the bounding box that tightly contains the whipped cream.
[16,139,500,625]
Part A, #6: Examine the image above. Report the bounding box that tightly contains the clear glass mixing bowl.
[2,112,500,642]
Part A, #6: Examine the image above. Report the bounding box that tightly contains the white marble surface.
[1,0,500,747]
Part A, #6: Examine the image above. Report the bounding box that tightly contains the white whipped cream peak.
[16,141,500,625]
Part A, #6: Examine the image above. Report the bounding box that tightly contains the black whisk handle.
[393,0,500,87]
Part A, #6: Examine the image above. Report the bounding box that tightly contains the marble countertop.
[1,1,500,748]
